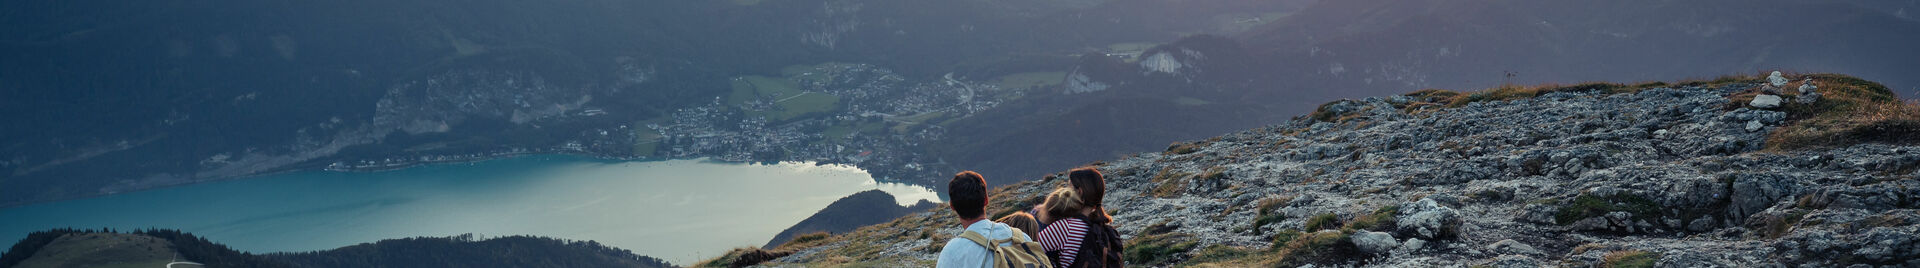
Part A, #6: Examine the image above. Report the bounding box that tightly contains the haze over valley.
[3,0,1918,266]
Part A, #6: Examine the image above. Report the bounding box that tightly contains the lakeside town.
[326,63,1033,185]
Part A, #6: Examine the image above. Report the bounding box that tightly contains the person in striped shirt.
[1037,188,1092,267]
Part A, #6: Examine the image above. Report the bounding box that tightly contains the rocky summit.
[724,74,1919,267]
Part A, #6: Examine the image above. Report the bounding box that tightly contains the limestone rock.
[1728,174,1798,221]
[1518,203,1558,225]
[1352,231,1399,255]
[1397,198,1463,239]
[1395,238,1427,254]
[1852,226,1920,262]
[1488,239,1543,255]
[1768,71,1789,87]
[1749,94,1782,109]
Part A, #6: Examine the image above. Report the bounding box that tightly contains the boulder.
[1395,238,1427,254]
[1397,198,1463,239]
[1728,174,1797,221]
[1745,120,1764,132]
[1768,71,1789,87]
[1351,231,1399,255]
[1852,226,1920,262]
[1749,95,1782,109]
[1518,204,1559,225]
[1488,239,1543,255]
[1567,216,1613,232]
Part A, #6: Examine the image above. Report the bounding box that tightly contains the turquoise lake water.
[0,155,939,265]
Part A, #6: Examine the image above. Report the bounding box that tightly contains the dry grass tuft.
[1746,74,1920,150]
[1602,250,1659,268]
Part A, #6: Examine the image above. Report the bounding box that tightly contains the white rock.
[1395,238,1427,254]
[1488,239,1543,255]
[1746,120,1764,132]
[1798,79,1818,94]
[1397,198,1462,239]
[1768,71,1789,87]
[1750,94,1782,109]
[1351,231,1399,254]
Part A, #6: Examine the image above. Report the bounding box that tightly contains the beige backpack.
[958,228,1055,268]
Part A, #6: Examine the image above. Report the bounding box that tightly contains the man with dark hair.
[937,171,1034,268]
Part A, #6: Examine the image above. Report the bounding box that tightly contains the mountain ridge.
[727,73,1920,267]
[761,190,937,249]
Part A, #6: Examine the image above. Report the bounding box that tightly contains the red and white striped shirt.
[1037,218,1088,268]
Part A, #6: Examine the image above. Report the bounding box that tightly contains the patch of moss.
[1186,244,1253,264]
[1342,205,1399,232]
[1303,213,1341,231]
[1269,229,1303,250]
[1271,231,1362,267]
[698,248,794,268]
[1443,82,1631,108]
[1251,198,1289,233]
[1167,142,1205,155]
[1602,250,1659,268]
[1675,74,1760,88]
[1150,168,1195,198]
[1142,220,1180,236]
[1554,194,1662,225]
[774,232,831,250]
[1125,233,1199,266]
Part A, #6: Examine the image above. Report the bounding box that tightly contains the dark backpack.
[1066,220,1124,268]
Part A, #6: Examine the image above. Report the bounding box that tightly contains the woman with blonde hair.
[996,212,1041,242]
[1035,188,1090,268]
[1052,167,1123,268]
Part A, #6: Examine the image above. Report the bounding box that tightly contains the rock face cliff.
[736,74,1919,267]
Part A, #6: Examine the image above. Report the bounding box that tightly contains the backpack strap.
[959,230,996,250]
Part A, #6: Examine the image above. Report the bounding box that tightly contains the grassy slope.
[729,75,842,122]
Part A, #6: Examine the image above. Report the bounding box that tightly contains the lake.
[0,155,940,265]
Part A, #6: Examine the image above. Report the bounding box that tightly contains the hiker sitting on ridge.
[998,211,1042,243]
[1034,167,1125,268]
[936,171,1051,268]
